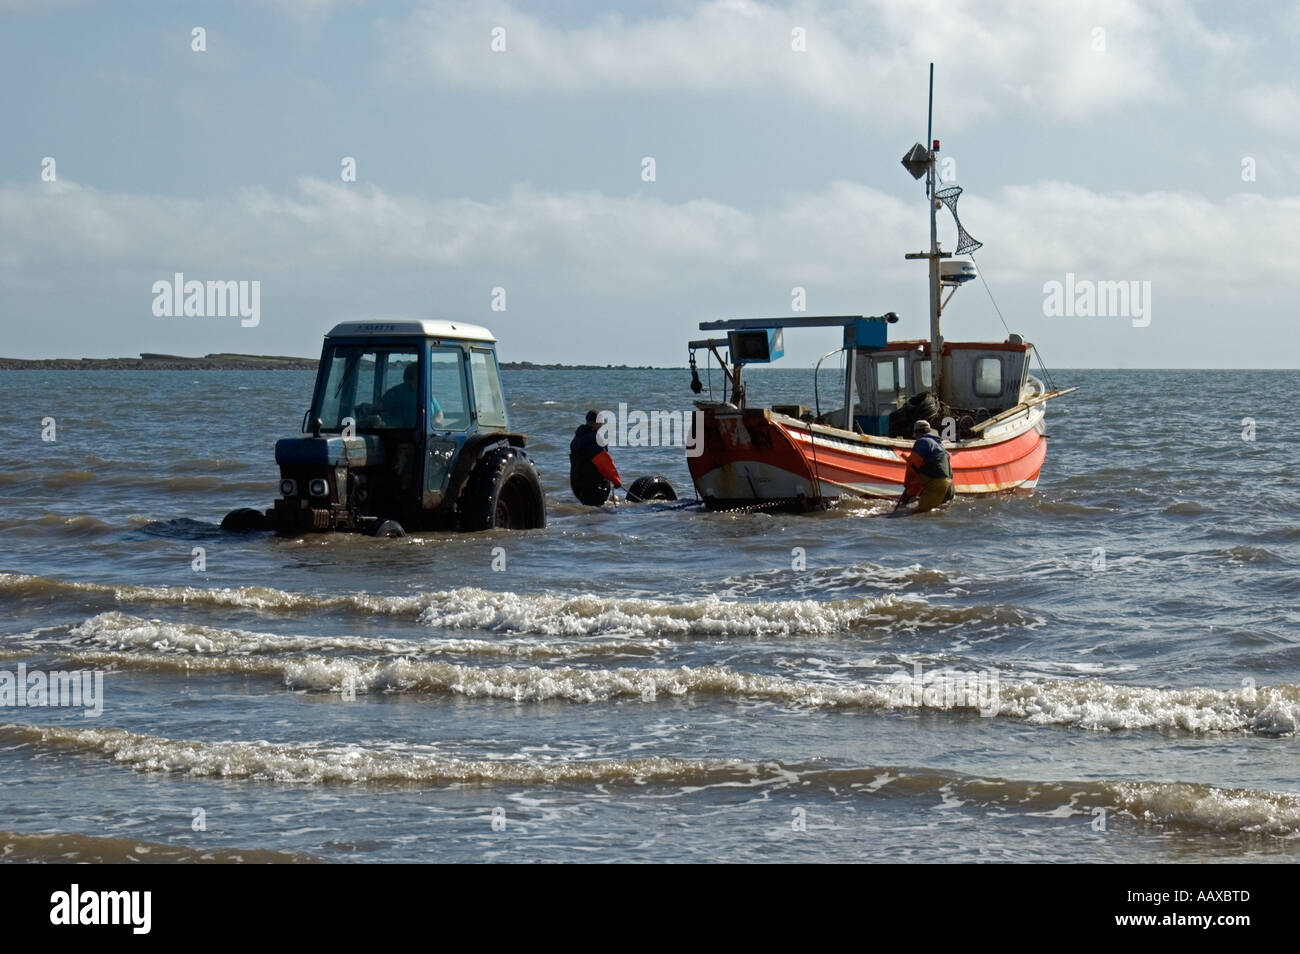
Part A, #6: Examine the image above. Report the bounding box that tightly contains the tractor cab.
[223,320,545,536]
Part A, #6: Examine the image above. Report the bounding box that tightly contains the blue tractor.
[222,320,546,536]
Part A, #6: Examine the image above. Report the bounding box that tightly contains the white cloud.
[375,0,1237,125]
[1242,82,1300,133]
[2,174,1296,365]
[262,0,360,24]
[2,174,1294,302]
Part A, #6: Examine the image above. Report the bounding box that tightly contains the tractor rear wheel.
[458,447,547,531]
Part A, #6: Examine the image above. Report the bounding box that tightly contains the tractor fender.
[445,433,530,512]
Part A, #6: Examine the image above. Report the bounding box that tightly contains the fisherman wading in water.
[900,419,954,513]
[570,410,622,505]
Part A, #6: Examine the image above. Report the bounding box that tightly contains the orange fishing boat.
[684,66,1075,511]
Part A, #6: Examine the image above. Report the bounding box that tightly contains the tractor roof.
[326,320,496,343]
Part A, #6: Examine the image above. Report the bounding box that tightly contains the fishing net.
[935,185,983,255]
[887,396,992,440]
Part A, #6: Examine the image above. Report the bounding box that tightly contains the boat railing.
[812,347,843,421]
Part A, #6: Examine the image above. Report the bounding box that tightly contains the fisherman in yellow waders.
[901,419,955,513]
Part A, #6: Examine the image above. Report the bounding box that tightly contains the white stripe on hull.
[696,465,1039,500]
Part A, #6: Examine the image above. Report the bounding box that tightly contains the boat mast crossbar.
[688,337,743,406]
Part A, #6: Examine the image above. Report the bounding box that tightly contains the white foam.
[285,659,1299,735]
[1113,780,1300,835]
[414,588,999,637]
[998,678,1300,734]
[2,573,1019,639]
[69,611,670,660]
[0,723,730,785]
[5,722,1297,835]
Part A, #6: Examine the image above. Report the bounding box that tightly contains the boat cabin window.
[914,359,932,393]
[875,357,902,394]
[974,357,1003,398]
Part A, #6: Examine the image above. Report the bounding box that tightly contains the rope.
[645,497,704,511]
[969,252,1058,392]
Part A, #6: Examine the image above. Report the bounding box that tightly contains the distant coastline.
[0,353,665,371]
[500,361,662,371]
[0,353,317,370]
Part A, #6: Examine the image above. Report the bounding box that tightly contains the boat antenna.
[928,65,941,397]
[902,64,946,398]
[925,63,933,200]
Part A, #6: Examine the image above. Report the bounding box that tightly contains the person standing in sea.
[902,419,954,513]
[569,410,622,505]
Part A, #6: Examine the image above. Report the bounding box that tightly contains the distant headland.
[0,353,318,370]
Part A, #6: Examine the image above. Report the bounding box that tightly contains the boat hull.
[687,406,1046,509]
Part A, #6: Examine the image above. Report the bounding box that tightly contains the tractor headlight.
[280,478,297,497]
[308,478,328,498]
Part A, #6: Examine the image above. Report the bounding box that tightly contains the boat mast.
[904,63,947,400]
[925,64,943,399]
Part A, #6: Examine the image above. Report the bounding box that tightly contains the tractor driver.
[381,362,444,428]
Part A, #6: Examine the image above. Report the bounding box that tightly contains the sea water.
[0,368,1295,862]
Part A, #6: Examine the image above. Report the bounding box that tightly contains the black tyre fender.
[625,475,678,502]
[459,447,547,531]
[443,433,529,510]
[221,507,268,532]
[371,519,405,538]
[569,455,612,506]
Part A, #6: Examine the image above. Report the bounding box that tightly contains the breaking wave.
[3,723,1297,836]
[0,572,1033,637]
[68,611,671,661]
[281,661,1300,733]
[0,723,725,785]
[36,616,1300,734]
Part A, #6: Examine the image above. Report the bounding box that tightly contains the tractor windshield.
[313,343,473,432]
[313,346,421,432]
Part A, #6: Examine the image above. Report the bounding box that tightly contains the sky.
[1,0,1297,367]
